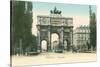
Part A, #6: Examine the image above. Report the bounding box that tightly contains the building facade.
[73,25,90,52]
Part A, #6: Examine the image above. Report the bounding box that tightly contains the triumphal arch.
[37,7,73,52]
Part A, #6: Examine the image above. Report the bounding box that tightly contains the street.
[12,52,96,67]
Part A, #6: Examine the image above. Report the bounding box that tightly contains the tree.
[11,1,37,55]
[11,1,26,55]
[90,13,96,50]
[89,6,96,51]
[22,2,33,53]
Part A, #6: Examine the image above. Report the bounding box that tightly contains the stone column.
[48,27,51,52]
[70,31,73,51]
[37,27,41,52]
[60,27,64,51]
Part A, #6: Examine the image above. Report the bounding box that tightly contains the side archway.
[41,40,47,52]
[51,33,59,52]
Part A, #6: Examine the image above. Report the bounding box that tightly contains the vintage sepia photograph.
[10,0,97,67]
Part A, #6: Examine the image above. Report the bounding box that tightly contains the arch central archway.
[51,33,59,52]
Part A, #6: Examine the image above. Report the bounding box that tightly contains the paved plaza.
[12,52,96,67]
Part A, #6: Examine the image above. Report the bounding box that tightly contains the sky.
[32,2,96,36]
